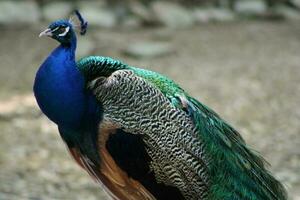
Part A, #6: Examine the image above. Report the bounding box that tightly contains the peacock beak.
[39,28,53,37]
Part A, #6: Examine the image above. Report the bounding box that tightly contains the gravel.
[0,21,299,199]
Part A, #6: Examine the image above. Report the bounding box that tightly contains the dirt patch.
[0,21,299,199]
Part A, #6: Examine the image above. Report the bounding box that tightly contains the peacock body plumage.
[34,11,287,200]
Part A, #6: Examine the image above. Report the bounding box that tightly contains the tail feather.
[187,96,287,200]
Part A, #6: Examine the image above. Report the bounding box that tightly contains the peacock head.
[39,10,88,46]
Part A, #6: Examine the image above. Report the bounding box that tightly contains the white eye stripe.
[51,26,59,32]
[58,26,70,37]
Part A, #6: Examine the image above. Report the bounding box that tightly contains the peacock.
[34,11,287,200]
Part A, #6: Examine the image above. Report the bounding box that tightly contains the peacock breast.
[34,52,87,127]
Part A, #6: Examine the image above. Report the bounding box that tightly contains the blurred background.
[0,0,299,199]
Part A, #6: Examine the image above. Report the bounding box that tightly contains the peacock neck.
[61,36,77,60]
[34,37,88,129]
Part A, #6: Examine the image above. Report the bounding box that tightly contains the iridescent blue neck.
[34,36,88,128]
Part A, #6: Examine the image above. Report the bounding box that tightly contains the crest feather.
[69,10,88,35]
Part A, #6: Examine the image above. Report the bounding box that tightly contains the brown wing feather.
[66,126,156,200]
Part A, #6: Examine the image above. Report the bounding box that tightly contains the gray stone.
[151,2,194,28]
[78,1,117,28]
[122,16,142,29]
[76,38,95,58]
[124,42,174,59]
[276,170,300,185]
[81,8,117,28]
[129,2,153,23]
[273,5,300,20]
[0,1,40,25]
[193,9,211,23]
[235,0,267,15]
[42,1,73,22]
[76,1,106,10]
[193,8,236,23]
[292,0,300,7]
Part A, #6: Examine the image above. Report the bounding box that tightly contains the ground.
[0,21,299,199]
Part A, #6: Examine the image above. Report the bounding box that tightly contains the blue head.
[39,10,88,47]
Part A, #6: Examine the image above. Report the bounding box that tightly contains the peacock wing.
[59,127,156,200]
[88,69,210,200]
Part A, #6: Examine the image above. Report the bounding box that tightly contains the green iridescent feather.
[77,56,287,200]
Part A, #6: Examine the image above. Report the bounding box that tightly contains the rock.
[0,1,40,25]
[76,37,95,58]
[292,0,300,7]
[42,1,73,22]
[129,2,153,23]
[82,8,117,28]
[123,42,174,59]
[78,2,117,28]
[216,0,235,8]
[122,16,142,29]
[76,0,106,10]
[273,5,300,20]
[276,170,300,185]
[235,0,267,15]
[193,9,211,23]
[193,8,236,23]
[151,2,194,28]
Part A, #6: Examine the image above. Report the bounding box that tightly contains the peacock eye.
[56,27,66,34]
